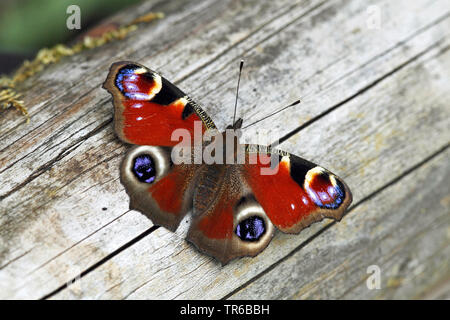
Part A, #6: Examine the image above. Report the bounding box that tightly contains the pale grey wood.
[0,0,449,299]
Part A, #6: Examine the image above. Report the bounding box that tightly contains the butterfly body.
[103,61,352,264]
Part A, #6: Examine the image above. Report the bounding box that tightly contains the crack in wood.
[273,38,449,147]
[39,225,159,300]
[0,118,112,201]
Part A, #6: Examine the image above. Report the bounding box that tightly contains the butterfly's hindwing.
[120,145,200,231]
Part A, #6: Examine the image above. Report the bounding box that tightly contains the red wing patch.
[149,167,186,214]
[103,61,216,146]
[197,195,235,239]
[121,98,204,146]
[243,149,352,233]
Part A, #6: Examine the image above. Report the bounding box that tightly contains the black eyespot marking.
[289,156,316,188]
[235,216,266,242]
[151,77,185,105]
[132,154,156,183]
[181,102,195,119]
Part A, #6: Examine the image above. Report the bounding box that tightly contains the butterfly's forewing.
[103,61,217,146]
[243,145,352,233]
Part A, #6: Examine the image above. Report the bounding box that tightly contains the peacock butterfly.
[102,61,352,264]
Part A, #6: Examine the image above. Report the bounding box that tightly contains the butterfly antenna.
[242,99,301,129]
[232,60,244,127]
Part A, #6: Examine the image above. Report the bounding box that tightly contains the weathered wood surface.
[0,0,449,299]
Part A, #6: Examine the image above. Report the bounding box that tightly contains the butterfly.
[102,61,352,264]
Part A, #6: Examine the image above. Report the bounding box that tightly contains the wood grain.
[0,0,449,299]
